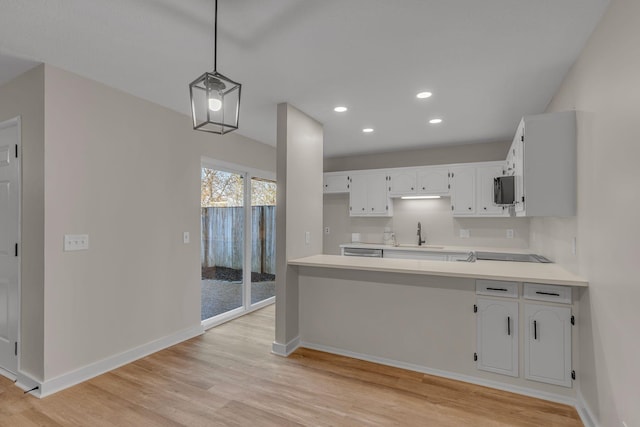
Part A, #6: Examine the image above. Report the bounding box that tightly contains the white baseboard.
[271,336,300,357]
[0,366,17,382]
[576,389,599,427]
[37,324,204,398]
[300,341,578,408]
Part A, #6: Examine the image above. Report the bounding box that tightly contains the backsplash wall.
[323,194,530,254]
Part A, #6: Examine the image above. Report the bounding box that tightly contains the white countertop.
[288,254,588,287]
[339,242,531,254]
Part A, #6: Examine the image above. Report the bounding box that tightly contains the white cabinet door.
[349,173,392,217]
[367,173,390,215]
[476,298,519,377]
[389,170,417,196]
[349,175,368,215]
[323,173,350,193]
[450,166,475,215]
[524,303,572,387]
[476,165,506,216]
[416,166,450,195]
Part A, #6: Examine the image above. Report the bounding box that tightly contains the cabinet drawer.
[476,280,518,298]
[523,283,571,304]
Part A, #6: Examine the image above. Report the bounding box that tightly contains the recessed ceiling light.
[429,118,443,124]
[416,92,433,99]
[334,106,348,112]
[362,128,374,133]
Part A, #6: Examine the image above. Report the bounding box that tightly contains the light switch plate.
[459,229,470,238]
[64,234,89,251]
[183,232,190,244]
[305,231,311,244]
[506,229,514,239]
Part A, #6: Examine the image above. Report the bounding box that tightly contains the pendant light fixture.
[189,0,241,134]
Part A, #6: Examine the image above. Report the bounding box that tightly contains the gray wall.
[322,142,530,255]
[9,64,276,382]
[324,141,510,172]
[530,0,639,425]
[0,65,45,380]
[275,103,323,348]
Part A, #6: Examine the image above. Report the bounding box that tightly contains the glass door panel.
[201,168,244,321]
[250,178,276,306]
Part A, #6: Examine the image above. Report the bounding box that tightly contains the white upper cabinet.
[506,111,576,217]
[416,166,450,195]
[450,162,507,217]
[388,169,417,196]
[450,165,476,215]
[349,172,392,217]
[388,166,450,197]
[323,172,350,193]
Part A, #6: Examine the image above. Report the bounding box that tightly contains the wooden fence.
[201,206,276,274]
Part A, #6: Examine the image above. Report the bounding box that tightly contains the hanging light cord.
[213,0,218,71]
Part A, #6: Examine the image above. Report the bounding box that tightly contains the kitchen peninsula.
[289,252,587,403]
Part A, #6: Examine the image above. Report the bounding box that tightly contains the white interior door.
[0,118,20,375]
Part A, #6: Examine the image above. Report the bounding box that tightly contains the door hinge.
[349,206,352,211]
[521,196,525,202]
[571,315,575,325]
[15,342,17,356]
[473,352,478,362]
[15,144,19,158]
[521,135,524,142]
[571,370,576,380]
[15,243,18,257]
[451,205,454,211]
[448,184,450,189]
[473,304,477,313]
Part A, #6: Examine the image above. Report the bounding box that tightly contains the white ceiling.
[0,0,609,157]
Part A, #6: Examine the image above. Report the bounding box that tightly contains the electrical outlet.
[324,227,330,234]
[64,234,89,251]
[506,229,514,239]
[305,231,311,244]
[459,229,470,238]
[183,232,190,244]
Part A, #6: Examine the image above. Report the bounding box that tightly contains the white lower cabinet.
[476,298,519,377]
[524,303,572,387]
[475,281,574,389]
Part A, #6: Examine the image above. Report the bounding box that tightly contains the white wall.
[39,65,275,381]
[530,0,640,425]
[324,195,530,254]
[0,65,45,380]
[275,103,323,348]
[323,142,530,254]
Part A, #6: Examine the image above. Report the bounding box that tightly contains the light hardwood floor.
[0,304,582,426]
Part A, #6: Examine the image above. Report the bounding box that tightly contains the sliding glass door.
[200,162,276,327]
[250,178,276,306]
[201,168,245,321]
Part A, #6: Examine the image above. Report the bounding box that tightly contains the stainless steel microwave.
[494,176,515,205]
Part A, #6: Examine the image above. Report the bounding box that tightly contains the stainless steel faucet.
[417,222,426,246]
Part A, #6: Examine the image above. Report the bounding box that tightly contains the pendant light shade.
[189,0,241,134]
